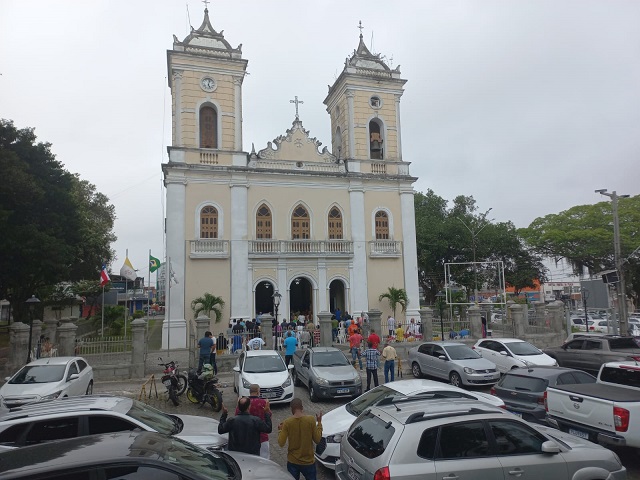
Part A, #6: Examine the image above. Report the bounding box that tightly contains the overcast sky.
[2,0,638,284]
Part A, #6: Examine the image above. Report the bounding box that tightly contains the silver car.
[408,341,500,387]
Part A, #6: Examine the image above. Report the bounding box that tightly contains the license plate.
[507,410,522,418]
[263,392,276,398]
[569,428,589,440]
[336,388,350,394]
[163,380,172,387]
[348,466,360,480]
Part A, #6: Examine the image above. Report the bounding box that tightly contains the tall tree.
[0,120,116,321]
[378,287,408,319]
[191,293,225,322]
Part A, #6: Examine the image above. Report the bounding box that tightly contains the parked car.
[0,395,228,452]
[490,366,596,424]
[408,341,500,387]
[543,335,640,375]
[546,361,640,448]
[592,320,617,334]
[292,347,362,401]
[232,349,293,404]
[0,357,93,409]
[315,378,505,469]
[335,397,626,480]
[0,430,289,480]
[473,338,557,373]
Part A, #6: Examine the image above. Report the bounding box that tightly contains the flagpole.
[147,249,152,319]
[124,249,128,340]
[101,285,105,337]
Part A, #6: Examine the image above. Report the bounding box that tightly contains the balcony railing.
[369,240,402,257]
[249,240,353,256]
[190,239,230,258]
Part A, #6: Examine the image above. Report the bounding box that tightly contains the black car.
[490,366,596,424]
[0,430,287,480]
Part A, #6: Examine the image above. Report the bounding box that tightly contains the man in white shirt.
[407,318,419,337]
[387,315,396,337]
[247,336,266,350]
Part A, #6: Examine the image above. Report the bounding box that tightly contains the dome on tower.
[172,8,242,59]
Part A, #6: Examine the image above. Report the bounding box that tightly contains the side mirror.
[288,364,294,370]
[232,366,240,372]
[438,355,447,361]
[499,351,509,356]
[541,440,560,454]
[68,373,79,381]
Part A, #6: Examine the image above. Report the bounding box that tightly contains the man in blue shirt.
[197,331,215,373]
[283,331,298,367]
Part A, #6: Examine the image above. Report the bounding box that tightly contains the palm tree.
[378,287,409,319]
[191,293,225,323]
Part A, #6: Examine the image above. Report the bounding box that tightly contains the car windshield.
[312,351,350,367]
[506,342,541,356]
[444,345,480,360]
[9,365,66,384]
[127,399,179,435]
[346,385,395,416]
[160,435,231,479]
[244,355,285,373]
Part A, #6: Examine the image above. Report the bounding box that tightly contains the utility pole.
[458,208,493,303]
[595,189,629,335]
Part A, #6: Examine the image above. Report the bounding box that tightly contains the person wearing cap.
[382,341,398,383]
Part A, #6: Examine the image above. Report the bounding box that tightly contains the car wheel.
[411,362,422,378]
[85,380,93,395]
[450,371,462,387]
[309,383,318,402]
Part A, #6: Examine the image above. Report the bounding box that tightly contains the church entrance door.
[254,280,275,317]
[329,279,346,315]
[289,277,313,322]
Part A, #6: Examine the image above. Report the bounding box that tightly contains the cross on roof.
[202,0,210,9]
[358,20,364,37]
[290,96,304,119]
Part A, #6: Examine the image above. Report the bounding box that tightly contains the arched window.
[369,120,383,160]
[200,206,218,239]
[334,126,342,160]
[200,106,218,149]
[375,210,389,239]
[291,205,310,239]
[328,207,343,239]
[256,204,272,239]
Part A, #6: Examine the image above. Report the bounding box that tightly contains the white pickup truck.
[546,361,640,448]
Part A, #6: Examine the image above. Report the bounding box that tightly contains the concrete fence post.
[510,304,526,338]
[367,309,382,341]
[262,315,274,350]
[468,305,483,339]
[130,318,146,378]
[57,317,78,357]
[10,322,30,370]
[195,314,210,340]
[419,308,434,342]
[31,319,43,356]
[43,317,58,345]
[318,311,333,347]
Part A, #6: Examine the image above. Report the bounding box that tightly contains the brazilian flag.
[149,255,162,273]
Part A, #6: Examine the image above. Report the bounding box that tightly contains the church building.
[162,9,420,346]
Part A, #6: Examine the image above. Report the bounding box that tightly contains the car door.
[300,350,311,385]
[235,353,245,389]
[554,340,585,370]
[478,341,507,373]
[430,345,448,380]
[434,421,505,479]
[581,339,605,374]
[76,359,92,391]
[489,419,567,479]
[66,361,82,396]
[416,343,434,375]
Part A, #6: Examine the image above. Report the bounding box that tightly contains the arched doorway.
[329,279,346,315]
[254,280,274,317]
[289,277,313,321]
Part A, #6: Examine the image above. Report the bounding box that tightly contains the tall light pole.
[596,189,629,335]
[458,208,493,303]
[272,290,282,337]
[25,295,40,364]
[436,291,446,342]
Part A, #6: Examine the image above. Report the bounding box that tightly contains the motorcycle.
[159,358,188,406]
[186,365,223,411]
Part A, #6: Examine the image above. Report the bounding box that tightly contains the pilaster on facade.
[347,90,356,159]
[172,70,183,147]
[400,190,420,322]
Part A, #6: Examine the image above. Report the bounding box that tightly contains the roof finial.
[202,0,210,11]
[357,20,364,39]
[290,96,304,119]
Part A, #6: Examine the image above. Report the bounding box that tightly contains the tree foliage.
[0,119,116,321]
[415,190,547,304]
[378,287,408,319]
[519,196,640,306]
[191,293,225,323]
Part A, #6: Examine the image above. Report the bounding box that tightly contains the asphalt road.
[95,371,640,480]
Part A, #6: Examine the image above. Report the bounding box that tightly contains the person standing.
[197,331,215,373]
[334,307,342,322]
[367,328,381,349]
[382,341,397,383]
[277,398,322,480]
[284,330,298,367]
[218,397,272,456]
[387,315,396,337]
[247,335,266,350]
[348,328,363,370]
[395,323,405,342]
[236,384,270,459]
[363,342,381,391]
[209,333,218,375]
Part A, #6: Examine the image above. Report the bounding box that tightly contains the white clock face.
[201,77,216,92]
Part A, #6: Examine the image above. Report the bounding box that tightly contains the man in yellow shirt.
[395,324,405,342]
[382,341,398,383]
[278,398,322,480]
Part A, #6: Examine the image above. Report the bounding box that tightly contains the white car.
[314,378,505,470]
[232,349,293,404]
[0,357,93,409]
[472,338,557,373]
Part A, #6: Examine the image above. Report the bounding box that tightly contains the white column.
[347,90,356,159]
[163,174,187,349]
[318,261,328,312]
[349,182,368,313]
[233,77,243,151]
[395,94,403,161]
[172,70,183,147]
[277,263,288,322]
[400,188,421,319]
[230,177,250,320]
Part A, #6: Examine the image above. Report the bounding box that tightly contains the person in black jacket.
[218,397,272,455]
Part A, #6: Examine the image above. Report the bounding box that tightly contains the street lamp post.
[458,208,493,303]
[581,287,590,328]
[436,291,446,342]
[595,189,629,335]
[272,290,282,339]
[25,295,41,364]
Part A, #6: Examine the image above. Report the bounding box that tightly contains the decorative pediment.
[173,9,242,58]
[257,119,336,163]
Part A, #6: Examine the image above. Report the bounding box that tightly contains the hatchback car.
[0,430,289,480]
[233,349,294,404]
[0,395,227,452]
[0,357,93,408]
[335,398,626,480]
[490,366,596,424]
[473,338,557,373]
[314,379,505,469]
[409,341,500,387]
